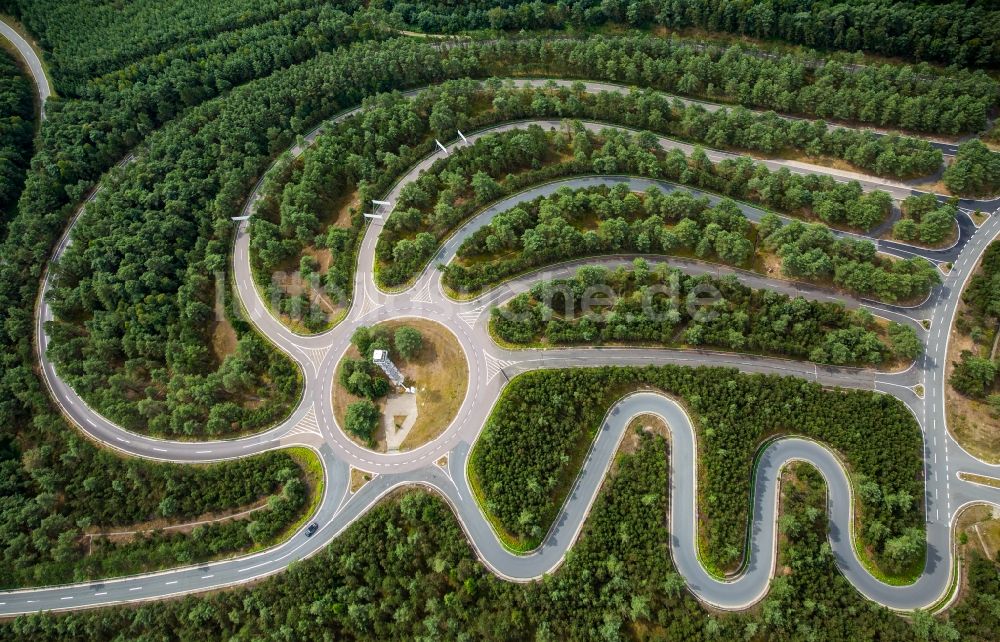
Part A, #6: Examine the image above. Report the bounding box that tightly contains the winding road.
[0,16,50,119]
[5,58,1000,617]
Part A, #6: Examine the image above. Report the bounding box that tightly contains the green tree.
[345,400,380,443]
[888,323,923,360]
[950,351,998,398]
[943,140,1000,197]
[394,326,424,360]
[351,326,373,357]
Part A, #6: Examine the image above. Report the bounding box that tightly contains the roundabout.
[6,29,1000,621]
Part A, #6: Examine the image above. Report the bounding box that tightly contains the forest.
[943,140,1000,198]
[8,30,973,440]
[257,76,952,328]
[0,0,995,634]
[470,365,924,577]
[0,37,482,594]
[471,36,997,135]
[445,182,753,294]
[492,261,919,366]
[891,194,957,246]
[0,448,313,589]
[37,38,482,437]
[250,85,453,331]
[0,0,373,94]
[0,48,33,231]
[380,122,912,289]
[444,182,938,303]
[760,213,941,303]
[489,82,944,179]
[376,0,1000,67]
[9,434,994,641]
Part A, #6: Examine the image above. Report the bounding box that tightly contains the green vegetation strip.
[14,435,991,639]
[445,179,938,303]
[469,365,925,581]
[491,261,921,367]
[0,449,318,589]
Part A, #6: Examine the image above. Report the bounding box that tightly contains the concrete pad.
[382,392,418,451]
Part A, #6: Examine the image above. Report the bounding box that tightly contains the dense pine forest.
[374,0,1000,68]
[0,1,997,639]
[492,261,920,365]
[0,47,33,230]
[470,366,925,576]
[445,183,939,301]
[4,441,993,641]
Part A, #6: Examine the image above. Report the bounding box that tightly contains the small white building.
[372,349,414,393]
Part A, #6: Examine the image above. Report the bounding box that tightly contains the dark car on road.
[305,523,319,537]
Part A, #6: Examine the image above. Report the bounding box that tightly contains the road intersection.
[6,54,1000,615]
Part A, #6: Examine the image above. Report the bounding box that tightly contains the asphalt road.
[0,16,51,119]
[7,68,1000,616]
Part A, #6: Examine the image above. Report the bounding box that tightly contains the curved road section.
[6,76,1000,616]
[0,16,51,119]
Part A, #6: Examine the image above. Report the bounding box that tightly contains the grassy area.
[959,473,1000,489]
[254,446,324,551]
[333,318,468,452]
[957,505,1000,562]
[949,405,1000,464]
[349,467,372,493]
[984,121,1000,151]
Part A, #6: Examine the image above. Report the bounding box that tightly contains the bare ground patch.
[210,290,238,363]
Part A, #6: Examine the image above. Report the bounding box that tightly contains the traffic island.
[333,318,468,452]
